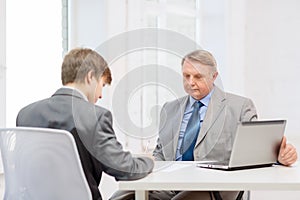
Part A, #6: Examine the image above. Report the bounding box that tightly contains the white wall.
[224,0,246,95]
[0,0,6,128]
[244,0,300,137]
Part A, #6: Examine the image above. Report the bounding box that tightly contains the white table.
[118,161,300,200]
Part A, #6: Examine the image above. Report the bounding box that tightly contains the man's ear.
[212,71,218,81]
[86,71,94,84]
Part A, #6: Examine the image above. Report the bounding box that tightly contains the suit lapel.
[195,87,226,149]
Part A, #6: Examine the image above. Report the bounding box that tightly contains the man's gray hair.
[181,49,218,73]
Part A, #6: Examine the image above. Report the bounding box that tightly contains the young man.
[152,49,297,200]
[16,48,154,200]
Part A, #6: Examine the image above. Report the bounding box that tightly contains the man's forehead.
[183,58,207,67]
[182,60,210,74]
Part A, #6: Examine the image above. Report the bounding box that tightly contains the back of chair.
[0,127,92,200]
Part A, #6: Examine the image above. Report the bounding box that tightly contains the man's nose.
[188,77,195,85]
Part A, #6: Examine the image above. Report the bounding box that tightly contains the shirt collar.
[61,86,89,102]
[188,87,214,109]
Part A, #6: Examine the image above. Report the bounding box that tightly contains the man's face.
[182,59,217,100]
[85,73,107,104]
[93,76,106,103]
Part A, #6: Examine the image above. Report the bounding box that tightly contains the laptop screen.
[228,120,286,168]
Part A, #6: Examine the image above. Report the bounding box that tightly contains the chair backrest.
[0,127,92,200]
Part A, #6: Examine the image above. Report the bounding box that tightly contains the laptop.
[197,120,286,171]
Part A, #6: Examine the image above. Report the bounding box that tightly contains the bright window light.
[7,1,63,127]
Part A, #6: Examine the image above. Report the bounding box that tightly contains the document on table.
[153,161,217,172]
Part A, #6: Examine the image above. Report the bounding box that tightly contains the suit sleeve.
[152,103,167,161]
[88,110,154,181]
[153,137,165,161]
[240,98,258,122]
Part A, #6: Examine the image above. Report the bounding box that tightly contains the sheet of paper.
[154,163,190,172]
[153,161,218,172]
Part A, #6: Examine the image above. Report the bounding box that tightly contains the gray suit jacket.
[17,88,154,200]
[153,86,258,162]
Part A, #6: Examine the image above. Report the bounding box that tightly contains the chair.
[0,127,92,200]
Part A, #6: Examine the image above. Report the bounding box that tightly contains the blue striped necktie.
[181,101,204,161]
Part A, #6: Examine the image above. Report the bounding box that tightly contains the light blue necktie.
[181,101,204,161]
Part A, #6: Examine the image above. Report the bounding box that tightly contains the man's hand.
[278,136,298,166]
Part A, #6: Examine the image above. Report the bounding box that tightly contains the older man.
[152,49,297,200]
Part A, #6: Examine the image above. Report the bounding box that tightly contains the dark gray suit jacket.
[17,88,154,200]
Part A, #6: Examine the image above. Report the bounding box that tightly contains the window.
[0,0,6,128]
[6,0,63,127]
